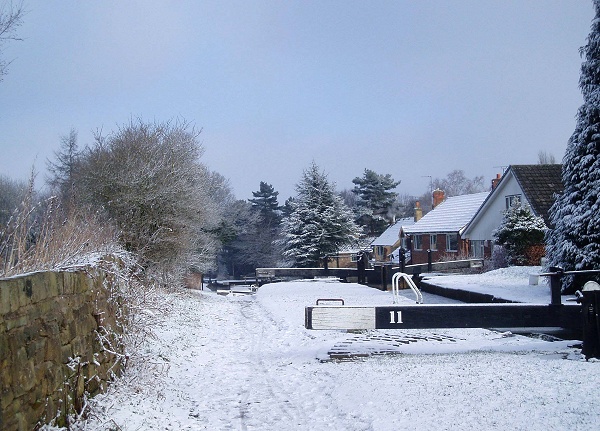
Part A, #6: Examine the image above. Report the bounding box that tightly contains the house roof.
[338,236,376,253]
[371,217,414,246]
[509,164,563,225]
[403,192,489,235]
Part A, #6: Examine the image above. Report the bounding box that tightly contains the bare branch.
[0,0,25,80]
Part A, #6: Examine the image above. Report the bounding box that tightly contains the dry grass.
[0,184,122,278]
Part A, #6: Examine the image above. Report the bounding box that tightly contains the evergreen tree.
[493,202,547,266]
[352,169,400,235]
[280,197,295,218]
[249,181,281,226]
[46,128,81,208]
[243,181,282,270]
[546,2,600,293]
[281,162,361,267]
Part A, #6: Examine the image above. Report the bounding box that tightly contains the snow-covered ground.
[74,268,599,430]
[421,266,565,303]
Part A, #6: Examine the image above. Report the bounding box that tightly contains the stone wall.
[0,266,126,430]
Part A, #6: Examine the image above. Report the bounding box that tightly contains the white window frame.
[505,194,522,209]
[446,233,458,252]
[414,235,423,250]
[429,234,437,251]
[470,240,484,258]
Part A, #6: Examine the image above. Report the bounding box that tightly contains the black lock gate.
[305,268,600,359]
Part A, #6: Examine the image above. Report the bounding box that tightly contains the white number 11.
[389,310,403,324]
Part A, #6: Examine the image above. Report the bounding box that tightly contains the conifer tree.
[352,169,400,235]
[546,1,600,292]
[46,128,81,208]
[494,202,546,266]
[249,181,281,226]
[281,162,361,267]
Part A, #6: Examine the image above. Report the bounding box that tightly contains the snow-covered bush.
[491,245,508,269]
[493,202,547,266]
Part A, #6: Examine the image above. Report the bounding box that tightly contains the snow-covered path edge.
[76,280,599,431]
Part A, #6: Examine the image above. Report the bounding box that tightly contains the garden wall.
[0,266,126,430]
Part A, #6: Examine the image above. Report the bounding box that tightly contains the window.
[470,240,484,258]
[414,235,423,250]
[374,246,385,259]
[446,234,458,252]
[505,194,521,209]
[429,234,437,251]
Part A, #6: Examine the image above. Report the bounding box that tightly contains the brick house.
[403,191,489,264]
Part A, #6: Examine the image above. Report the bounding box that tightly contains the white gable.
[463,170,530,241]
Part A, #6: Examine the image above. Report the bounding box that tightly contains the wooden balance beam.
[305,303,582,331]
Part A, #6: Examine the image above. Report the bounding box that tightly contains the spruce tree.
[546,1,600,292]
[352,169,400,235]
[281,162,361,267]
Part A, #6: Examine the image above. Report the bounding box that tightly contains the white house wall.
[464,174,529,241]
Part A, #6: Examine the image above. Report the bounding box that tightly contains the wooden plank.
[307,307,375,330]
[306,304,582,331]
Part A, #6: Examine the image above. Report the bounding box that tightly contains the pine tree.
[352,169,400,235]
[546,1,600,293]
[281,162,361,267]
[243,181,282,270]
[249,181,281,226]
[494,202,547,266]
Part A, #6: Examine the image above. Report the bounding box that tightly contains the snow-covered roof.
[337,236,375,253]
[371,217,415,246]
[403,192,489,235]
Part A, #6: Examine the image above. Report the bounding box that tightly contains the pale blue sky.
[0,1,594,201]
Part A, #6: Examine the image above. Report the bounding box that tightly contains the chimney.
[491,173,502,190]
[432,189,445,209]
[414,201,423,222]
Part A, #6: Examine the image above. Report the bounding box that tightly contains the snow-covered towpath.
[80,278,600,431]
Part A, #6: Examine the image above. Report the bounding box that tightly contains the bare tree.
[432,170,485,197]
[0,174,27,227]
[537,150,557,164]
[78,119,221,280]
[0,1,25,81]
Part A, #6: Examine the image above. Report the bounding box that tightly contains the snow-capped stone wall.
[0,268,126,429]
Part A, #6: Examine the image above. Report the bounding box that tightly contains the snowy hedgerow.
[546,1,600,293]
[78,119,220,280]
[280,162,361,268]
[493,202,547,266]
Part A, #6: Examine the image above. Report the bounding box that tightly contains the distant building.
[328,237,374,268]
[371,217,415,264]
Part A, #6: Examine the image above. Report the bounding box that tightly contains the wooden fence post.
[548,266,563,306]
[581,281,600,360]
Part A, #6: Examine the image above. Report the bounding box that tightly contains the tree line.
[0,116,490,280]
